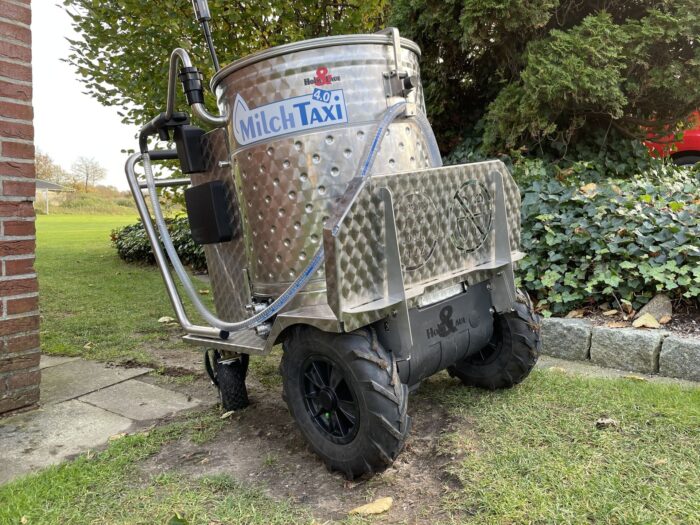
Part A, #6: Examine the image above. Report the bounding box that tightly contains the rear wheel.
[448,292,540,389]
[672,154,700,166]
[281,326,410,479]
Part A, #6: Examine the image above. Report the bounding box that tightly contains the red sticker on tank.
[304,66,341,86]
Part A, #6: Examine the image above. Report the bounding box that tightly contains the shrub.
[518,169,700,316]
[391,1,700,155]
[111,216,206,272]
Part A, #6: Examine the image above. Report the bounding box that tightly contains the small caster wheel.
[205,350,250,410]
[449,290,541,390]
[281,326,411,480]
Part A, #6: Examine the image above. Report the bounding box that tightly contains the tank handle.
[376,27,403,73]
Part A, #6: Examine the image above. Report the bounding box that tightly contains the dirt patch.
[140,372,468,524]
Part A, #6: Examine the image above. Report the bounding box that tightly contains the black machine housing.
[376,282,494,387]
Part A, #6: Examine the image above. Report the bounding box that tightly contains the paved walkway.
[0,356,202,485]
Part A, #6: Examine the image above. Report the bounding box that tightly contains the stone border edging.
[541,318,700,382]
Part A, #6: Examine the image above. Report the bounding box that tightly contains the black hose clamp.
[179,66,205,106]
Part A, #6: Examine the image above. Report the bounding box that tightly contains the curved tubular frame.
[125,152,223,339]
[166,48,228,127]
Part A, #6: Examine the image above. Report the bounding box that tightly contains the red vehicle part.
[646,111,700,165]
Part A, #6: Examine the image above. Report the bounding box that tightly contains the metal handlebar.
[166,48,227,127]
[125,152,223,340]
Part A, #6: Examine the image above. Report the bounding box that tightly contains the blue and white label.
[232,89,348,146]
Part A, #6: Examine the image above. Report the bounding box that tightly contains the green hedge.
[110,216,206,272]
[518,170,700,316]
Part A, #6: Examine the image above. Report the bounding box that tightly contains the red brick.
[0,350,38,372]
[3,180,34,197]
[0,21,30,45]
[2,333,39,354]
[1,141,33,159]
[0,58,31,82]
[0,78,30,101]
[4,368,39,390]
[2,276,38,294]
[3,220,33,236]
[0,100,32,121]
[0,388,38,414]
[4,257,34,276]
[0,239,34,257]
[6,295,37,315]
[0,160,34,178]
[0,39,30,63]
[0,2,31,26]
[0,276,36,295]
[0,201,34,217]
[0,119,33,140]
[0,314,38,336]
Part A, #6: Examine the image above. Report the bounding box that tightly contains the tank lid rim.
[210,33,422,90]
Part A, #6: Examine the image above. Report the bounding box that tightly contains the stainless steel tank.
[210,34,439,304]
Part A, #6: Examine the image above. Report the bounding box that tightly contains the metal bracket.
[489,170,517,312]
[377,27,416,101]
[379,187,413,350]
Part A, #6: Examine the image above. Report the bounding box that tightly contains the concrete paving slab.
[80,380,201,421]
[0,399,133,484]
[39,355,80,369]
[40,360,151,405]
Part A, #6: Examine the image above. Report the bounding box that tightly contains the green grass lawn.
[36,214,200,365]
[0,410,311,525]
[429,370,700,524]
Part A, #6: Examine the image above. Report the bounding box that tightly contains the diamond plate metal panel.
[325,161,522,330]
[190,128,250,323]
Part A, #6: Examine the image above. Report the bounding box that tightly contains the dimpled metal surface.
[214,37,434,299]
[325,161,522,330]
[190,128,250,323]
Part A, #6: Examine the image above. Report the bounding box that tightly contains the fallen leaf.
[565,309,585,319]
[83,342,93,350]
[623,375,647,382]
[580,182,598,195]
[602,309,619,317]
[158,316,175,323]
[108,432,127,442]
[167,513,189,525]
[198,289,210,295]
[659,314,672,325]
[606,321,629,328]
[595,417,619,429]
[652,458,668,467]
[349,497,393,516]
[548,366,568,374]
[633,313,660,329]
[220,411,235,420]
[620,299,634,314]
[20,517,28,524]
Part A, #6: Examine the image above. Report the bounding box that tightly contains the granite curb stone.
[589,327,665,374]
[659,336,700,382]
[541,318,592,360]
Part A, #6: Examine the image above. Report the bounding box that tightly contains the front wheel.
[281,326,410,479]
[448,293,540,390]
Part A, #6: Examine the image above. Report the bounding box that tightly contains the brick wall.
[0,0,40,414]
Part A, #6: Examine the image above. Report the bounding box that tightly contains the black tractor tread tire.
[281,325,410,480]
[215,354,250,411]
[448,292,540,390]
